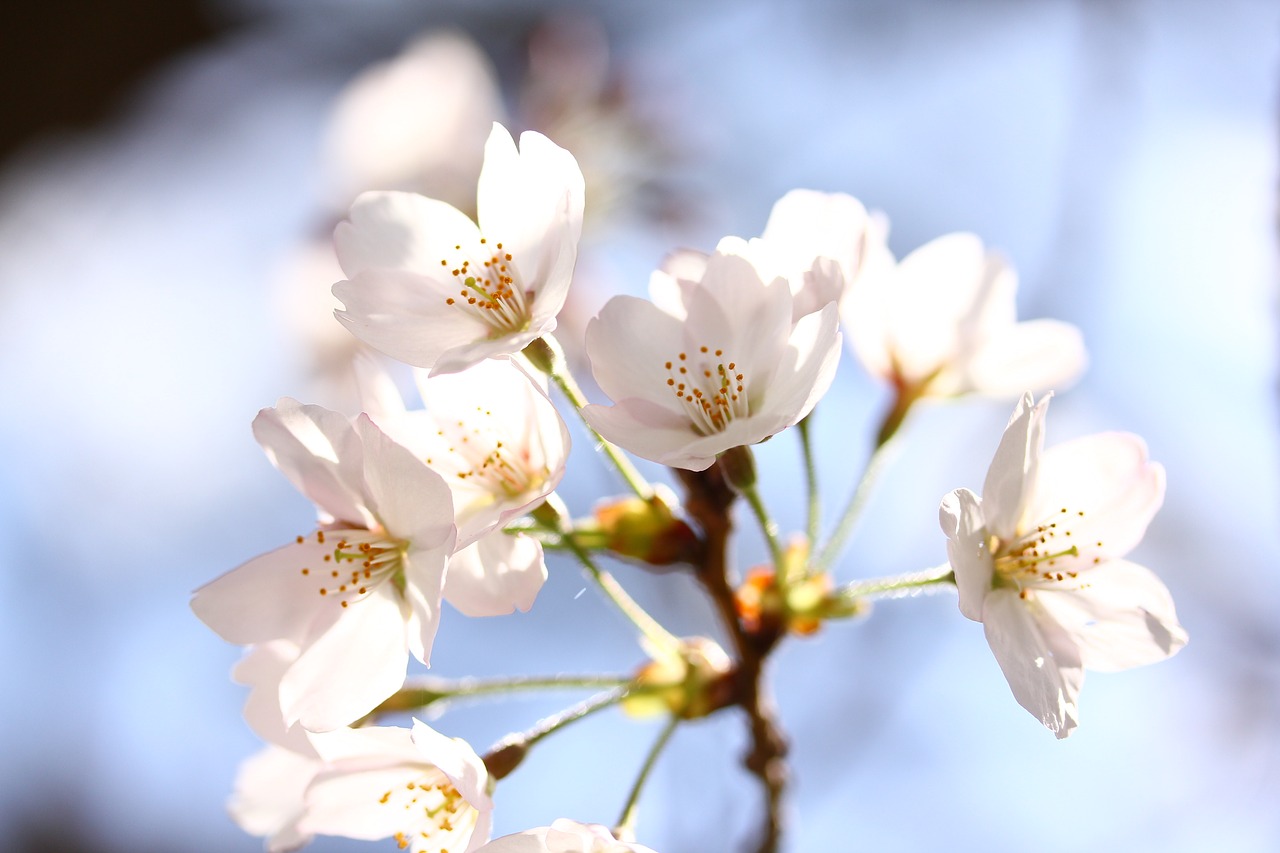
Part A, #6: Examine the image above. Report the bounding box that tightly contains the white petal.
[939,488,990,622]
[474,829,552,853]
[191,539,337,646]
[253,400,371,528]
[333,270,492,370]
[982,590,1083,738]
[281,585,410,731]
[981,392,1050,540]
[883,233,990,384]
[1036,560,1187,672]
[335,191,482,278]
[229,745,318,852]
[403,545,448,665]
[354,415,457,551]
[354,353,408,422]
[477,125,584,310]
[581,398,711,471]
[757,303,842,425]
[963,319,1087,397]
[410,720,493,828]
[444,532,547,617]
[585,294,688,406]
[301,763,426,841]
[1029,432,1165,564]
[233,641,316,753]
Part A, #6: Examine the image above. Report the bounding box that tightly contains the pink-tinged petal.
[582,398,709,470]
[444,532,547,617]
[192,538,337,646]
[410,719,493,831]
[653,249,710,307]
[353,353,408,422]
[233,641,316,754]
[431,332,544,377]
[229,745,317,852]
[982,392,1050,541]
[353,415,456,552]
[477,126,584,292]
[696,241,793,376]
[403,545,448,665]
[335,191,482,278]
[333,270,492,370]
[280,585,410,731]
[963,319,1087,397]
[757,303,842,425]
[253,400,371,528]
[307,724,419,764]
[940,488,991,622]
[982,590,1083,738]
[1028,432,1165,564]
[585,295,688,405]
[761,190,871,278]
[475,829,552,853]
[884,233,990,384]
[1036,560,1187,672]
[300,763,425,840]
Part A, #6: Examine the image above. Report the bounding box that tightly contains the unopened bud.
[591,486,699,567]
[736,541,835,637]
[624,637,734,720]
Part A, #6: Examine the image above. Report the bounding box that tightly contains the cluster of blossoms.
[195,121,1185,853]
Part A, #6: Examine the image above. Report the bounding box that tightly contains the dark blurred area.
[0,1,227,162]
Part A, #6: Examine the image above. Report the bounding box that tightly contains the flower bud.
[736,541,838,636]
[590,485,700,567]
[624,637,734,720]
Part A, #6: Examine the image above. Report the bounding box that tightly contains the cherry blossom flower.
[332,123,585,376]
[843,233,1086,400]
[651,190,891,323]
[478,819,658,853]
[582,239,841,471]
[939,393,1187,737]
[191,399,457,731]
[231,721,492,853]
[357,357,570,616]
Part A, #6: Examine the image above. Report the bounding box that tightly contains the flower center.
[425,409,548,509]
[294,528,407,609]
[379,775,475,853]
[990,506,1106,596]
[663,346,748,435]
[439,238,531,335]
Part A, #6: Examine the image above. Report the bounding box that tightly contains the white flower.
[843,233,1086,399]
[651,190,891,322]
[332,123,585,376]
[231,721,492,853]
[478,819,658,853]
[321,32,503,210]
[582,239,842,471]
[357,357,569,616]
[191,400,457,731]
[940,393,1187,737]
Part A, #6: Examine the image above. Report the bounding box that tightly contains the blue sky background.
[1,1,1277,851]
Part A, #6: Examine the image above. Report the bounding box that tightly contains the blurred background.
[1,1,1277,851]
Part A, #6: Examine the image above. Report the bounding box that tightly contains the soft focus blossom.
[357,357,569,616]
[582,238,841,470]
[653,190,891,322]
[843,233,1086,399]
[320,32,504,212]
[191,400,457,731]
[332,123,586,375]
[232,721,492,853]
[939,393,1187,737]
[478,819,658,853]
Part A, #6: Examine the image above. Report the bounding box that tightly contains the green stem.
[740,481,789,591]
[537,496,681,655]
[797,415,821,555]
[813,434,901,574]
[616,715,681,839]
[483,687,632,780]
[834,565,955,604]
[371,674,634,716]
[526,335,652,499]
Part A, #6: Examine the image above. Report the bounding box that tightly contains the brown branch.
[677,464,789,853]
